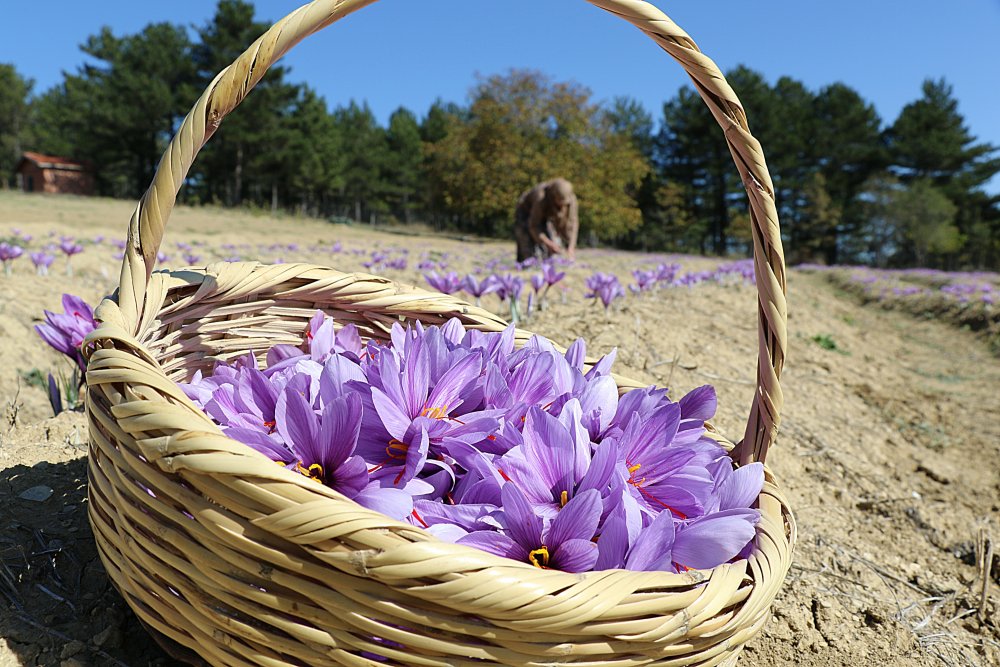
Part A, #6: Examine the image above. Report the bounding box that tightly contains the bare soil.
[0,192,997,666]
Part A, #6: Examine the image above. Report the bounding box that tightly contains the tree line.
[2,0,998,269]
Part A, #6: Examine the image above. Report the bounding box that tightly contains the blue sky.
[2,1,999,192]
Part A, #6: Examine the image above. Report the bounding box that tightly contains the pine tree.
[0,64,33,188]
[812,83,886,263]
[332,101,389,222]
[385,107,423,223]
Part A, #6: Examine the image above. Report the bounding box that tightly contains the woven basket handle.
[116,0,787,465]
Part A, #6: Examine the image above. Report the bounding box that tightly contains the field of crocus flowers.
[0,191,997,666]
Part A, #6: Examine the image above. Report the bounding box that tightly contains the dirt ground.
[0,192,997,666]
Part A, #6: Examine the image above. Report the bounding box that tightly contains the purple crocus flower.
[424,271,462,294]
[530,273,545,295]
[229,389,411,519]
[0,243,24,275]
[59,239,84,276]
[461,274,498,307]
[585,273,624,311]
[541,261,565,288]
[498,404,619,519]
[459,485,602,572]
[493,274,524,322]
[30,252,55,276]
[613,403,724,521]
[629,269,657,294]
[34,294,97,371]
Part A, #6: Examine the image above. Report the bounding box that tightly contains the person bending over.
[513,178,578,262]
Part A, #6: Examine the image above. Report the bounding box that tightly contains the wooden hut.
[15,152,95,196]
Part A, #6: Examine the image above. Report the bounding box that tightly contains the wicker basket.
[84,1,794,665]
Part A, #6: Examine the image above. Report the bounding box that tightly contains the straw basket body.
[84,1,795,665]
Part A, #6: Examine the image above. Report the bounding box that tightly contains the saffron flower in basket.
[174,312,764,574]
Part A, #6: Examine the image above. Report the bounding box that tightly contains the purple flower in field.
[59,240,83,257]
[157,251,170,265]
[34,294,97,371]
[424,271,462,294]
[541,261,565,287]
[585,272,624,310]
[654,262,680,285]
[461,274,498,306]
[30,252,55,276]
[530,273,545,295]
[460,485,602,572]
[493,273,524,322]
[0,243,24,275]
[182,252,201,265]
[58,239,84,276]
[629,269,657,294]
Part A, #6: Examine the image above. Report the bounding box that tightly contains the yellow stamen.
[296,462,325,483]
[420,405,449,419]
[528,546,550,569]
[628,463,642,474]
[560,490,569,507]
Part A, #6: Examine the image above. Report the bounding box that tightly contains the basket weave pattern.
[85,1,795,665]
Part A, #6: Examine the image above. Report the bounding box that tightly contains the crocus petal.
[275,388,320,462]
[551,539,599,573]
[678,385,717,421]
[595,511,630,571]
[578,376,618,439]
[577,441,618,497]
[355,486,412,521]
[424,350,481,415]
[500,483,543,552]
[332,456,369,499]
[564,338,586,370]
[624,509,675,571]
[319,355,366,404]
[319,393,363,470]
[334,323,363,356]
[458,532,528,561]
[521,407,576,494]
[584,348,617,380]
[547,489,601,548]
[371,387,413,441]
[671,509,759,570]
[226,427,297,464]
[718,462,764,510]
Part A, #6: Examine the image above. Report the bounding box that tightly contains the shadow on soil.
[0,456,175,666]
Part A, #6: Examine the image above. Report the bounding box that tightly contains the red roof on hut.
[16,152,96,196]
